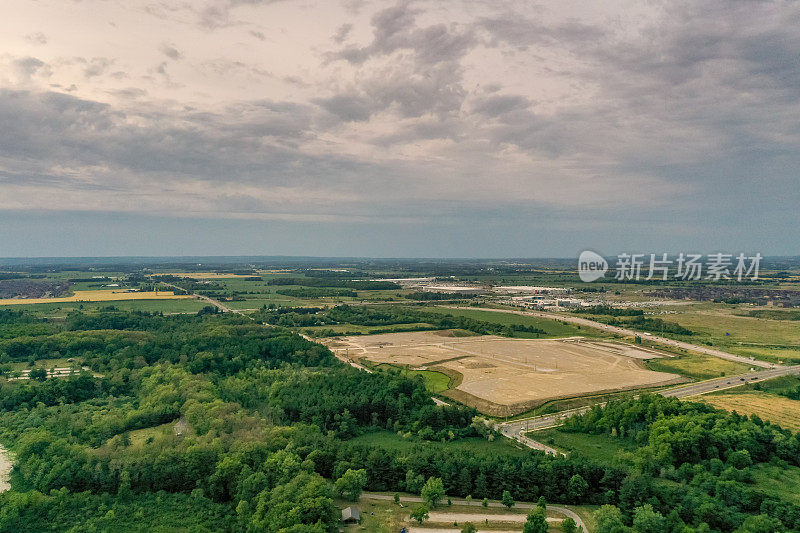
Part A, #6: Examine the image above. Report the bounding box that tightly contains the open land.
[0,289,192,306]
[698,390,800,432]
[327,330,684,415]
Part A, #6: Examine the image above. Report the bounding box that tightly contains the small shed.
[341,506,361,524]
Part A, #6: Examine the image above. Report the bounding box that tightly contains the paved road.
[448,306,776,368]
[155,279,256,319]
[499,364,800,453]
[361,492,586,532]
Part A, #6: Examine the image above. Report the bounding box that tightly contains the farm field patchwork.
[326,330,684,415]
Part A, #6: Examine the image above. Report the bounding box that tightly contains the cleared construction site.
[326,330,685,415]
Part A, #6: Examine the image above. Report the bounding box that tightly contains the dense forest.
[0,308,798,531]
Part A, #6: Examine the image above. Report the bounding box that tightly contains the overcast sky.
[0,0,798,258]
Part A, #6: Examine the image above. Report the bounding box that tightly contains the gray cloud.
[12,57,50,80]
[159,42,183,60]
[470,94,531,117]
[334,3,476,65]
[24,32,47,45]
[83,57,114,78]
[1,0,799,255]
[332,23,353,44]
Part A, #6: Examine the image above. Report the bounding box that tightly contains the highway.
[448,306,776,368]
[498,364,800,454]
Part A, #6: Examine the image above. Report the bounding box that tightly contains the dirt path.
[0,445,12,493]
[361,493,586,532]
[427,511,561,523]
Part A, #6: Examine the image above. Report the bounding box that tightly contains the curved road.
[361,492,586,532]
[500,364,800,454]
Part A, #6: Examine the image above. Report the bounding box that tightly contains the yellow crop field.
[0,290,192,305]
[700,391,800,432]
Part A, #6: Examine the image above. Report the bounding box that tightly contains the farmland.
[0,289,191,306]
[699,391,800,431]
[328,330,684,415]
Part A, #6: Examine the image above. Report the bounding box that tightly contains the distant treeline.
[745,309,800,321]
[252,305,546,337]
[267,277,400,290]
[572,305,644,316]
[573,306,694,335]
[275,288,358,298]
[403,291,477,300]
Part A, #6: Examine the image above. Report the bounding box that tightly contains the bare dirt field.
[0,289,192,306]
[327,331,684,415]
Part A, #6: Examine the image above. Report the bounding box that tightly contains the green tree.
[561,516,578,533]
[117,469,132,499]
[501,490,514,509]
[537,496,546,510]
[334,468,367,502]
[410,504,429,524]
[421,477,445,508]
[567,474,588,504]
[523,509,548,533]
[632,504,665,533]
[593,505,626,533]
[465,495,472,507]
[461,522,477,533]
[29,367,47,381]
[394,492,400,505]
[482,498,489,508]
[734,514,783,533]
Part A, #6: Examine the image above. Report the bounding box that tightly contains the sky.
[0,0,798,258]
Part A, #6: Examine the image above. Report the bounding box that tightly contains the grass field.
[422,306,607,338]
[302,323,437,336]
[346,431,530,457]
[752,463,800,506]
[645,303,800,363]
[644,350,752,380]
[528,428,636,462]
[696,390,800,432]
[7,357,79,372]
[375,364,453,393]
[162,272,255,279]
[0,298,207,315]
